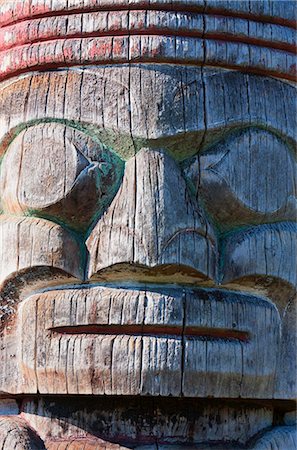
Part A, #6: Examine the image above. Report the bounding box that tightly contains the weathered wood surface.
[0,68,295,158]
[0,0,296,448]
[0,0,295,82]
[250,426,297,450]
[0,416,46,449]
[184,128,296,229]
[14,286,280,397]
[1,0,295,26]
[18,397,277,447]
[87,148,217,279]
[0,397,292,449]
[1,10,295,54]
[0,215,84,283]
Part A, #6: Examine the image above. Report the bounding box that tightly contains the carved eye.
[0,123,124,230]
[183,128,296,230]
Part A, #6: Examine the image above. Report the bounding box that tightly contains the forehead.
[0,65,295,159]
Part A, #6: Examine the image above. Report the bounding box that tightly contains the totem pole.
[0,1,296,449]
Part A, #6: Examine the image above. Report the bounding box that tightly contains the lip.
[27,283,275,340]
[18,284,281,398]
[28,284,268,340]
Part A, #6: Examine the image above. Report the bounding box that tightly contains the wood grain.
[0,416,46,449]
[87,148,217,280]
[0,0,296,448]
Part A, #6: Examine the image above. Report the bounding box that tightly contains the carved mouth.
[18,285,280,397]
[33,284,273,346]
[35,284,277,337]
[49,324,250,342]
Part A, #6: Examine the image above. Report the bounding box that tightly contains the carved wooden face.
[0,65,296,399]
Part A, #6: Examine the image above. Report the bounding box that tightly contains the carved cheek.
[18,287,280,398]
[182,290,281,399]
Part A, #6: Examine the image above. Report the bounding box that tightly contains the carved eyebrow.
[0,70,295,158]
[0,118,96,158]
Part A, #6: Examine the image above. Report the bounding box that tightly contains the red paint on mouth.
[49,324,250,342]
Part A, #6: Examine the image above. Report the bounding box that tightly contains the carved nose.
[87,148,217,281]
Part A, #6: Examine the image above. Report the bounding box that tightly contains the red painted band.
[1,37,295,83]
[1,23,295,54]
[1,2,295,29]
